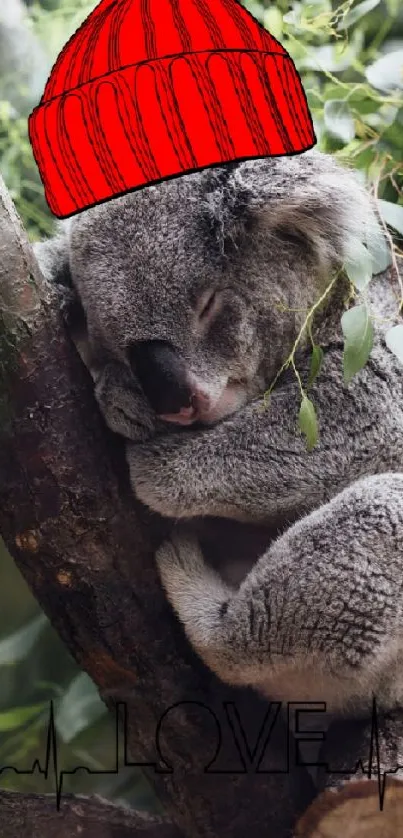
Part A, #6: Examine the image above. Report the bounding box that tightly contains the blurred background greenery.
[0,0,402,811]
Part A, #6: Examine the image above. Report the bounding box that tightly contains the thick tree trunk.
[1,175,403,838]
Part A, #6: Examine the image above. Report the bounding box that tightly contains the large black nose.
[128,340,193,415]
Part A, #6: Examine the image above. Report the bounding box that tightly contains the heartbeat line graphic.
[0,700,159,809]
[0,697,401,810]
[328,696,403,811]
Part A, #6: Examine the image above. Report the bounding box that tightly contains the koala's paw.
[126,438,205,518]
[156,527,205,593]
[156,528,208,611]
[95,363,156,443]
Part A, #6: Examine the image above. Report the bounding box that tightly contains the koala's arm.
[128,344,403,522]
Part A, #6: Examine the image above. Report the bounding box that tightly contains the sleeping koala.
[35,149,403,719]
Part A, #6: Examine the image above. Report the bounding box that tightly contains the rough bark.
[0,178,316,836]
[0,791,177,838]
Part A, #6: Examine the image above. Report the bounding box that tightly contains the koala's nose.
[128,340,193,415]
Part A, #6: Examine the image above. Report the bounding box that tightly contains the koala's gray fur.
[34,149,403,721]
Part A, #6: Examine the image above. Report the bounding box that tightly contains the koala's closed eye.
[194,289,224,334]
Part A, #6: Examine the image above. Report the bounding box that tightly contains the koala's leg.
[157,473,403,716]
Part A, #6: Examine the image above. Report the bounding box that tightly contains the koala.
[34,149,403,721]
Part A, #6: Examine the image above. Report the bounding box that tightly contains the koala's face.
[59,151,373,426]
[68,168,267,425]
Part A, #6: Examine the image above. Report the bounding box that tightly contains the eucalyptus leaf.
[308,345,324,388]
[366,49,403,91]
[338,0,381,30]
[0,702,48,732]
[55,671,106,743]
[324,100,355,143]
[298,31,363,73]
[378,200,403,237]
[344,241,373,290]
[385,324,403,366]
[263,7,283,39]
[341,305,374,383]
[298,395,319,451]
[0,613,48,665]
[366,228,392,274]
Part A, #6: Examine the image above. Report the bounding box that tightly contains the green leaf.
[55,671,106,743]
[385,324,403,366]
[0,614,48,666]
[324,100,355,143]
[344,241,373,290]
[0,703,48,732]
[378,200,403,237]
[341,305,374,383]
[298,30,363,73]
[298,396,319,451]
[366,50,403,91]
[308,345,324,388]
[366,227,392,274]
[338,0,381,30]
[263,7,283,40]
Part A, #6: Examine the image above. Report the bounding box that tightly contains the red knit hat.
[28,0,316,219]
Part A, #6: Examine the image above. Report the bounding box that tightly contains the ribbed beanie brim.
[29,0,316,218]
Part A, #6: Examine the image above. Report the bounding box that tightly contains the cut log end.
[295,778,403,838]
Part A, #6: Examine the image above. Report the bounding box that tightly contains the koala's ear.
[33,223,83,329]
[212,152,379,271]
[33,223,70,285]
[33,223,93,373]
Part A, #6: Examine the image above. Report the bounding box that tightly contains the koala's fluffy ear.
[208,151,380,272]
[34,221,71,289]
[33,222,83,327]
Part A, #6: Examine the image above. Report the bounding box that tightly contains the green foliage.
[0,0,93,239]
[55,671,107,743]
[0,614,47,664]
[0,540,156,809]
[385,322,403,363]
[298,394,319,449]
[344,242,373,290]
[307,344,325,388]
[341,302,374,381]
[378,199,403,235]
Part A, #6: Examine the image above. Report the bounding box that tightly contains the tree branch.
[0,791,177,838]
